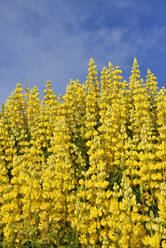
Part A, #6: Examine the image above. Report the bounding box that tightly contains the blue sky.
[0,0,166,103]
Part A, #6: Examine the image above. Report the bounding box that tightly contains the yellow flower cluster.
[0,58,166,247]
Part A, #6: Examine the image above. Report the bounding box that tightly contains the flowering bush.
[0,58,166,247]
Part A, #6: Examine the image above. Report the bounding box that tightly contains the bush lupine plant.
[0,58,166,247]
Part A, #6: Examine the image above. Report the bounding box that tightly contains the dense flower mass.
[0,58,166,247]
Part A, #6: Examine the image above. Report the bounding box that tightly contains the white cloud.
[0,0,165,103]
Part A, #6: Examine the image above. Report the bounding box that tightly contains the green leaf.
[21,239,32,248]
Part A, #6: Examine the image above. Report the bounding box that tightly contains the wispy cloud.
[0,0,165,103]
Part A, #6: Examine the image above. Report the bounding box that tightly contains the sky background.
[0,0,166,104]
